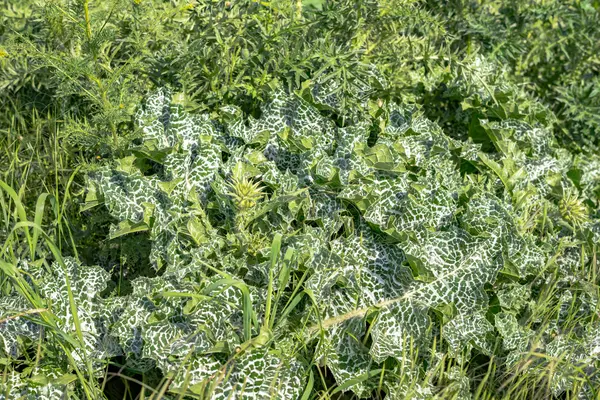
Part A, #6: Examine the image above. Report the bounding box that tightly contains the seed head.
[227,175,264,210]
[559,190,588,229]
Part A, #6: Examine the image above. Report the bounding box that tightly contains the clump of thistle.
[227,174,264,211]
[559,190,589,229]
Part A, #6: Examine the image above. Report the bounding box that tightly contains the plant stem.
[263,233,282,330]
[83,0,92,42]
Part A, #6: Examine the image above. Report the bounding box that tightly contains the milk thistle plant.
[560,190,589,230]
[227,173,265,212]
[0,1,599,400]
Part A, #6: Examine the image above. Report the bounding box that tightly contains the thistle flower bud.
[559,190,588,229]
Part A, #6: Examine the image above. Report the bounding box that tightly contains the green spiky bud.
[559,190,588,229]
[227,175,264,210]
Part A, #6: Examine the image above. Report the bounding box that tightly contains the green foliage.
[426,0,600,152]
[1,1,599,399]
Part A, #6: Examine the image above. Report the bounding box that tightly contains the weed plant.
[0,1,599,399]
